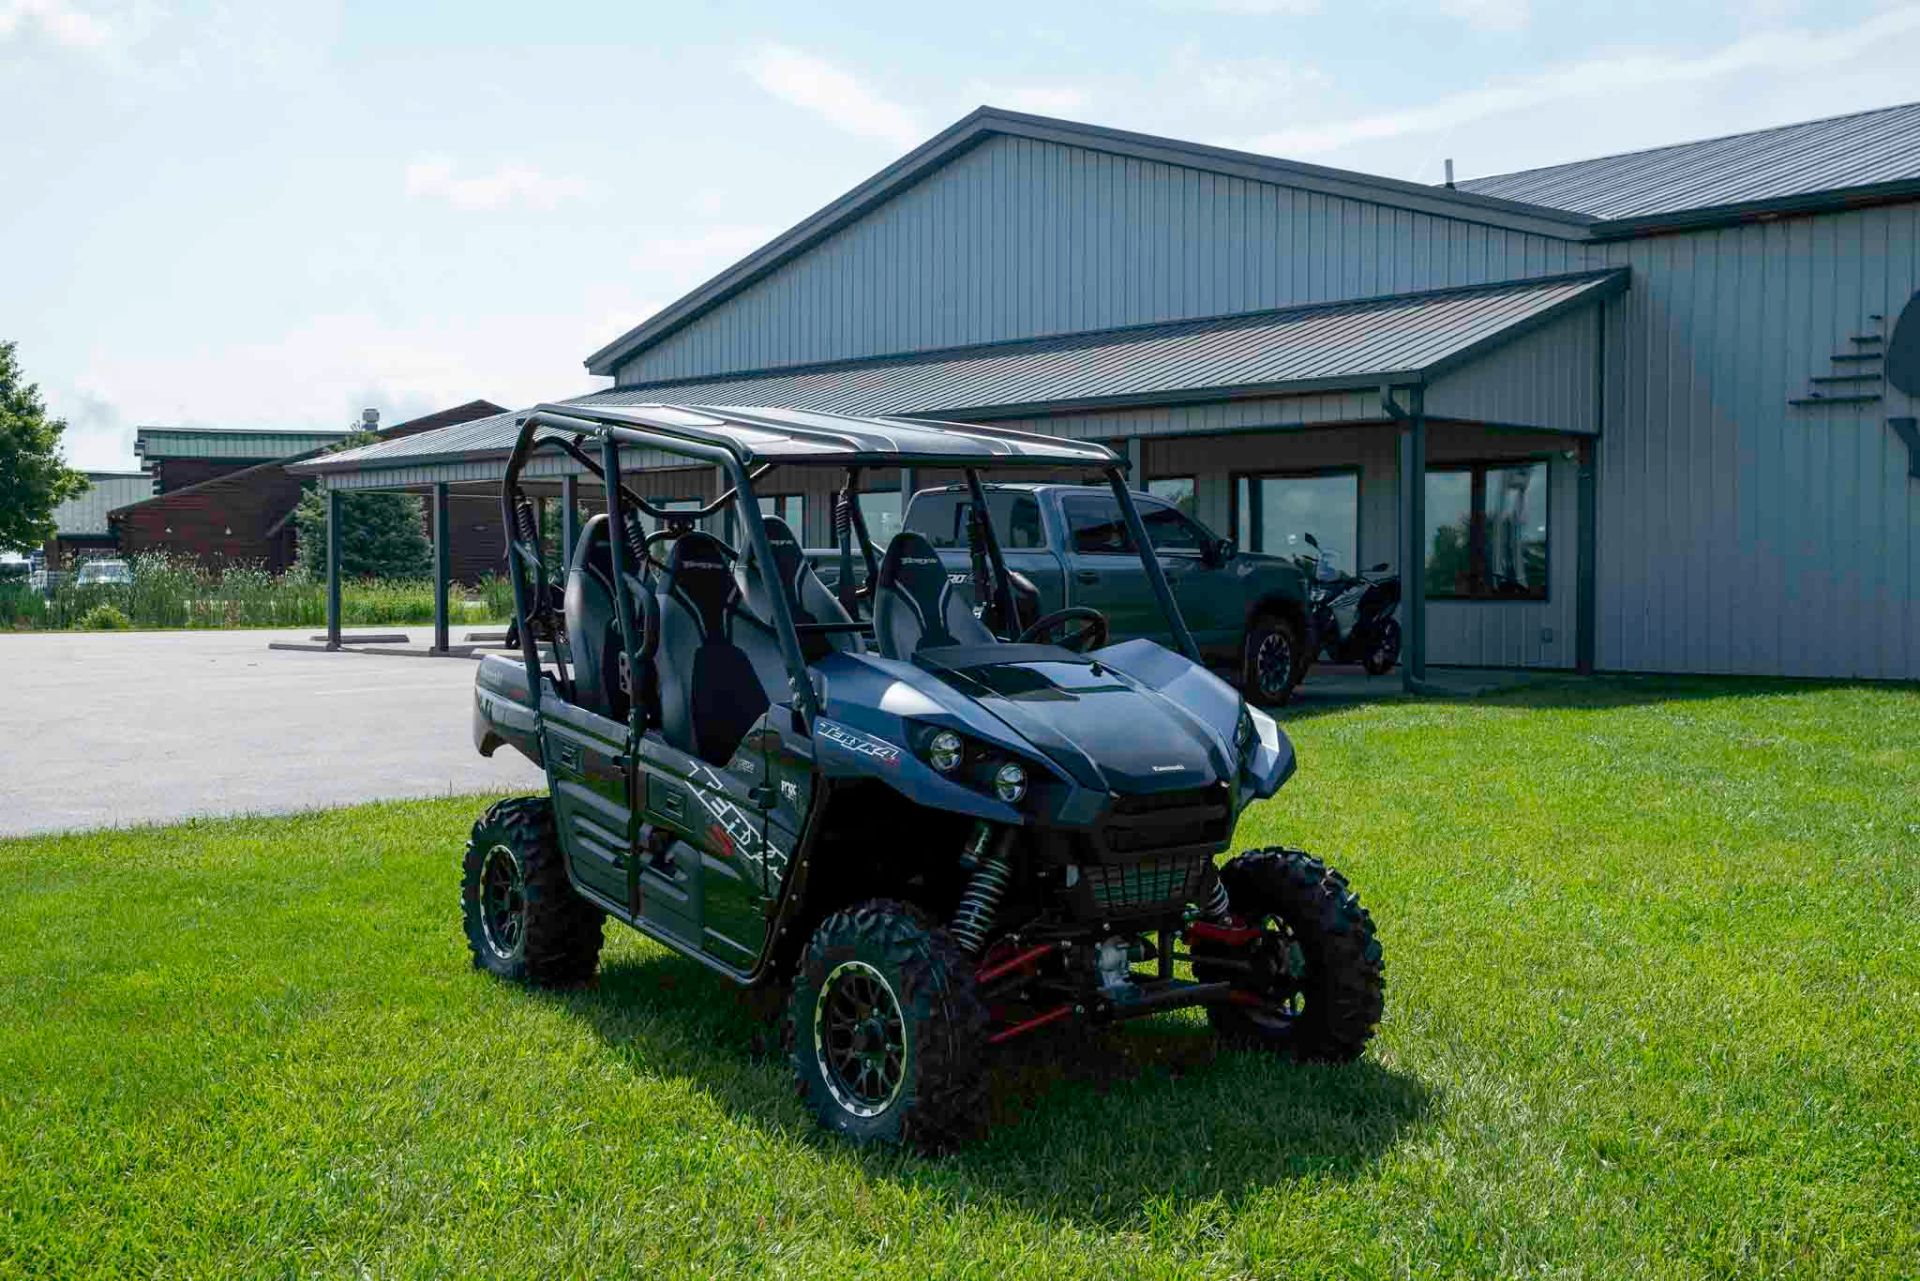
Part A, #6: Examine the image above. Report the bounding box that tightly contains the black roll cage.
[499,405,1201,731]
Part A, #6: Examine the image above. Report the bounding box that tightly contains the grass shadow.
[550,949,1435,1226]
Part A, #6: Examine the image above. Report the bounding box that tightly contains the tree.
[0,342,88,554]
[293,432,433,579]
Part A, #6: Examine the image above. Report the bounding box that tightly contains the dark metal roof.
[584,106,1595,377]
[297,404,1119,475]
[309,270,1623,477]
[1461,100,1920,223]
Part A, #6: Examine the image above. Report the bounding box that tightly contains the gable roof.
[295,269,1623,479]
[583,107,1596,379]
[1460,99,1920,228]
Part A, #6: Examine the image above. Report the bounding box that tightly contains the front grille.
[1102,785,1230,854]
[1080,854,1209,914]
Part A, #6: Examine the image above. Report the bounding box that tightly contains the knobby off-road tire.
[785,899,988,1153]
[1199,848,1384,1062]
[462,796,603,987]
[1243,613,1305,707]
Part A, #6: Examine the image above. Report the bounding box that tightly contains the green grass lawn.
[3,678,1917,1278]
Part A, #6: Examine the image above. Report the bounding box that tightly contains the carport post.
[1391,387,1428,691]
[431,482,451,655]
[324,487,342,651]
[560,473,579,564]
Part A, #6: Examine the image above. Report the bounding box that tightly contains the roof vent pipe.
[361,407,379,431]
[1444,158,1455,189]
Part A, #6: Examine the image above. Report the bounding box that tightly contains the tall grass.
[0,553,508,631]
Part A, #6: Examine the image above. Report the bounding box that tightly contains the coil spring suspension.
[951,824,1011,956]
[1199,875,1234,924]
[513,498,539,546]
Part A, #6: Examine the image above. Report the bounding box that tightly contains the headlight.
[1235,706,1256,756]
[992,761,1027,803]
[927,729,964,773]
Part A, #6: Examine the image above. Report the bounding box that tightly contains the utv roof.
[302,403,1122,476]
[530,403,1121,469]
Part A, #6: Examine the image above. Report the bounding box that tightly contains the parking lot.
[0,629,542,836]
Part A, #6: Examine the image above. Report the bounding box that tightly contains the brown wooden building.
[109,401,509,579]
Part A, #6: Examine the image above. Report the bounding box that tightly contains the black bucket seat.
[872,531,994,661]
[738,516,862,662]
[563,514,626,722]
[654,531,782,764]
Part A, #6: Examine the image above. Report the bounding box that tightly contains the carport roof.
[294,269,1625,482]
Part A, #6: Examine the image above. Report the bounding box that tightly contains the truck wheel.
[1242,614,1304,706]
[1194,848,1383,1062]
[461,796,603,987]
[785,899,987,1153]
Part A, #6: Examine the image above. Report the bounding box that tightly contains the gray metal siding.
[52,473,155,536]
[1424,305,1600,433]
[618,134,1592,384]
[1593,201,1919,679]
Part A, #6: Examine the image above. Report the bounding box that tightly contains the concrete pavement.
[0,628,543,837]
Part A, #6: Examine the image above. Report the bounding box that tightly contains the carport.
[291,268,1625,688]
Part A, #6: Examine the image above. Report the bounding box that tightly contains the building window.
[857,490,902,545]
[1146,475,1197,518]
[1234,471,1359,572]
[758,493,806,540]
[1425,460,1549,600]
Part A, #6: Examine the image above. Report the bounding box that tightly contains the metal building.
[299,101,1920,681]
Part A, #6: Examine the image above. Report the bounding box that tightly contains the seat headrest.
[660,531,738,640]
[877,531,950,615]
[745,515,806,594]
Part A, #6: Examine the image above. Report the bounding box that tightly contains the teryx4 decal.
[816,719,903,765]
[688,763,789,881]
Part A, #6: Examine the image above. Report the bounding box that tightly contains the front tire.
[461,796,603,986]
[1243,613,1305,706]
[785,900,987,1153]
[1362,617,1402,676]
[1196,848,1384,1062]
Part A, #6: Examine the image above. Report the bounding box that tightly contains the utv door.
[635,730,772,973]
[539,698,636,911]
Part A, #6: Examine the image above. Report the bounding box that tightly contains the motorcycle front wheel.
[1363,617,1402,675]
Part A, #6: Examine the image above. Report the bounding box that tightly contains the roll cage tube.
[1105,465,1202,663]
[508,409,821,725]
[963,468,1019,635]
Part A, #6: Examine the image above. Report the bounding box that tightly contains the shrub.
[77,603,132,630]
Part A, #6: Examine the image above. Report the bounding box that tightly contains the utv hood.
[912,644,1234,793]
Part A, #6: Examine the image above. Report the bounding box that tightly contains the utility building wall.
[615,134,1593,385]
[1593,203,1919,680]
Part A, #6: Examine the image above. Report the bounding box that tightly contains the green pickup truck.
[817,483,1311,705]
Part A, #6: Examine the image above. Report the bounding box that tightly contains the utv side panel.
[473,653,542,764]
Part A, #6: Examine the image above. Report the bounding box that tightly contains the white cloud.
[1434,0,1528,33]
[1155,0,1321,13]
[0,0,111,48]
[1240,3,1920,161]
[965,82,1092,117]
[1171,48,1330,118]
[740,44,924,148]
[629,224,780,281]
[403,158,590,212]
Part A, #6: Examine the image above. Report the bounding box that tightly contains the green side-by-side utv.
[466,403,1384,1151]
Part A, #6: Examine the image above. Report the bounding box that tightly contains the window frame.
[1229,465,1363,568]
[1423,456,1553,603]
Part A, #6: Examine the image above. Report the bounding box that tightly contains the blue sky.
[4,0,1917,468]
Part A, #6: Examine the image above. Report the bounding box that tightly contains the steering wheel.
[1016,606,1109,653]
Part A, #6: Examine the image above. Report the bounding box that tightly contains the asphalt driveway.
[0,629,543,836]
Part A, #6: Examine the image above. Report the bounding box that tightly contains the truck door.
[1059,493,1164,642]
[1133,498,1238,655]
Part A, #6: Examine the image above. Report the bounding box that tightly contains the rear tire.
[785,899,987,1153]
[1196,848,1383,1062]
[462,796,603,987]
[1243,613,1305,707]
